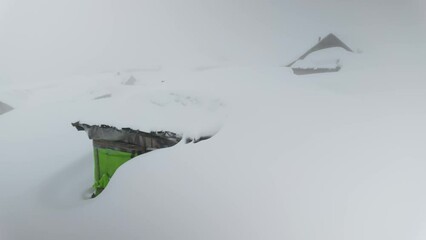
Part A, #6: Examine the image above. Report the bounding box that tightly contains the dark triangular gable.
[0,101,13,115]
[287,34,353,67]
[123,75,137,85]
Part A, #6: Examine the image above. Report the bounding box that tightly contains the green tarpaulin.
[93,148,134,195]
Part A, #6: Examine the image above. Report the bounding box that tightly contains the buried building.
[287,33,353,75]
[72,122,213,197]
[72,122,182,197]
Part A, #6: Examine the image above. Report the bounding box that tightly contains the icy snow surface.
[1,0,426,238]
[1,51,426,240]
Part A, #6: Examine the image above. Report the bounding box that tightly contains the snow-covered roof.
[72,121,182,145]
[0,70,227,140]
[291,47,352,69]
[287,33,353,68]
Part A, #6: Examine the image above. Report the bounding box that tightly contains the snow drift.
[1,58,426,240]
[0,0,426,240]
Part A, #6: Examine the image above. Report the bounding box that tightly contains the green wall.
[93,148,134,196]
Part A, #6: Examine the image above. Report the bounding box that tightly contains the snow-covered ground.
[1,1,426,239]
[1,50,426,239]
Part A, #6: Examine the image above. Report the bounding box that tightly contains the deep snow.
[1,1,426,239]
[1,52,426,239]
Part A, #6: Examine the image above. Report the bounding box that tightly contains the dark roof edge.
[71,121,182,142]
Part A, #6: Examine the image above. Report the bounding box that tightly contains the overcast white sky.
[0,0,425,83]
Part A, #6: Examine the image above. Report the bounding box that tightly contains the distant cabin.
[123,75,137,86]
[287,33,353,75]
[72,122,182,197]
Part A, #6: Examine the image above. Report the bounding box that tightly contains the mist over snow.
[1,0,426,240]
[0,0,425,82]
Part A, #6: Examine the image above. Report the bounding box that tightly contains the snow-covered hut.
[123,75,137,86]
[287,33,353,75]
[72,122,182,197]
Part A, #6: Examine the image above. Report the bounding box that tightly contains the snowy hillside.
[1,56,426,239]
[1,0,426,240]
